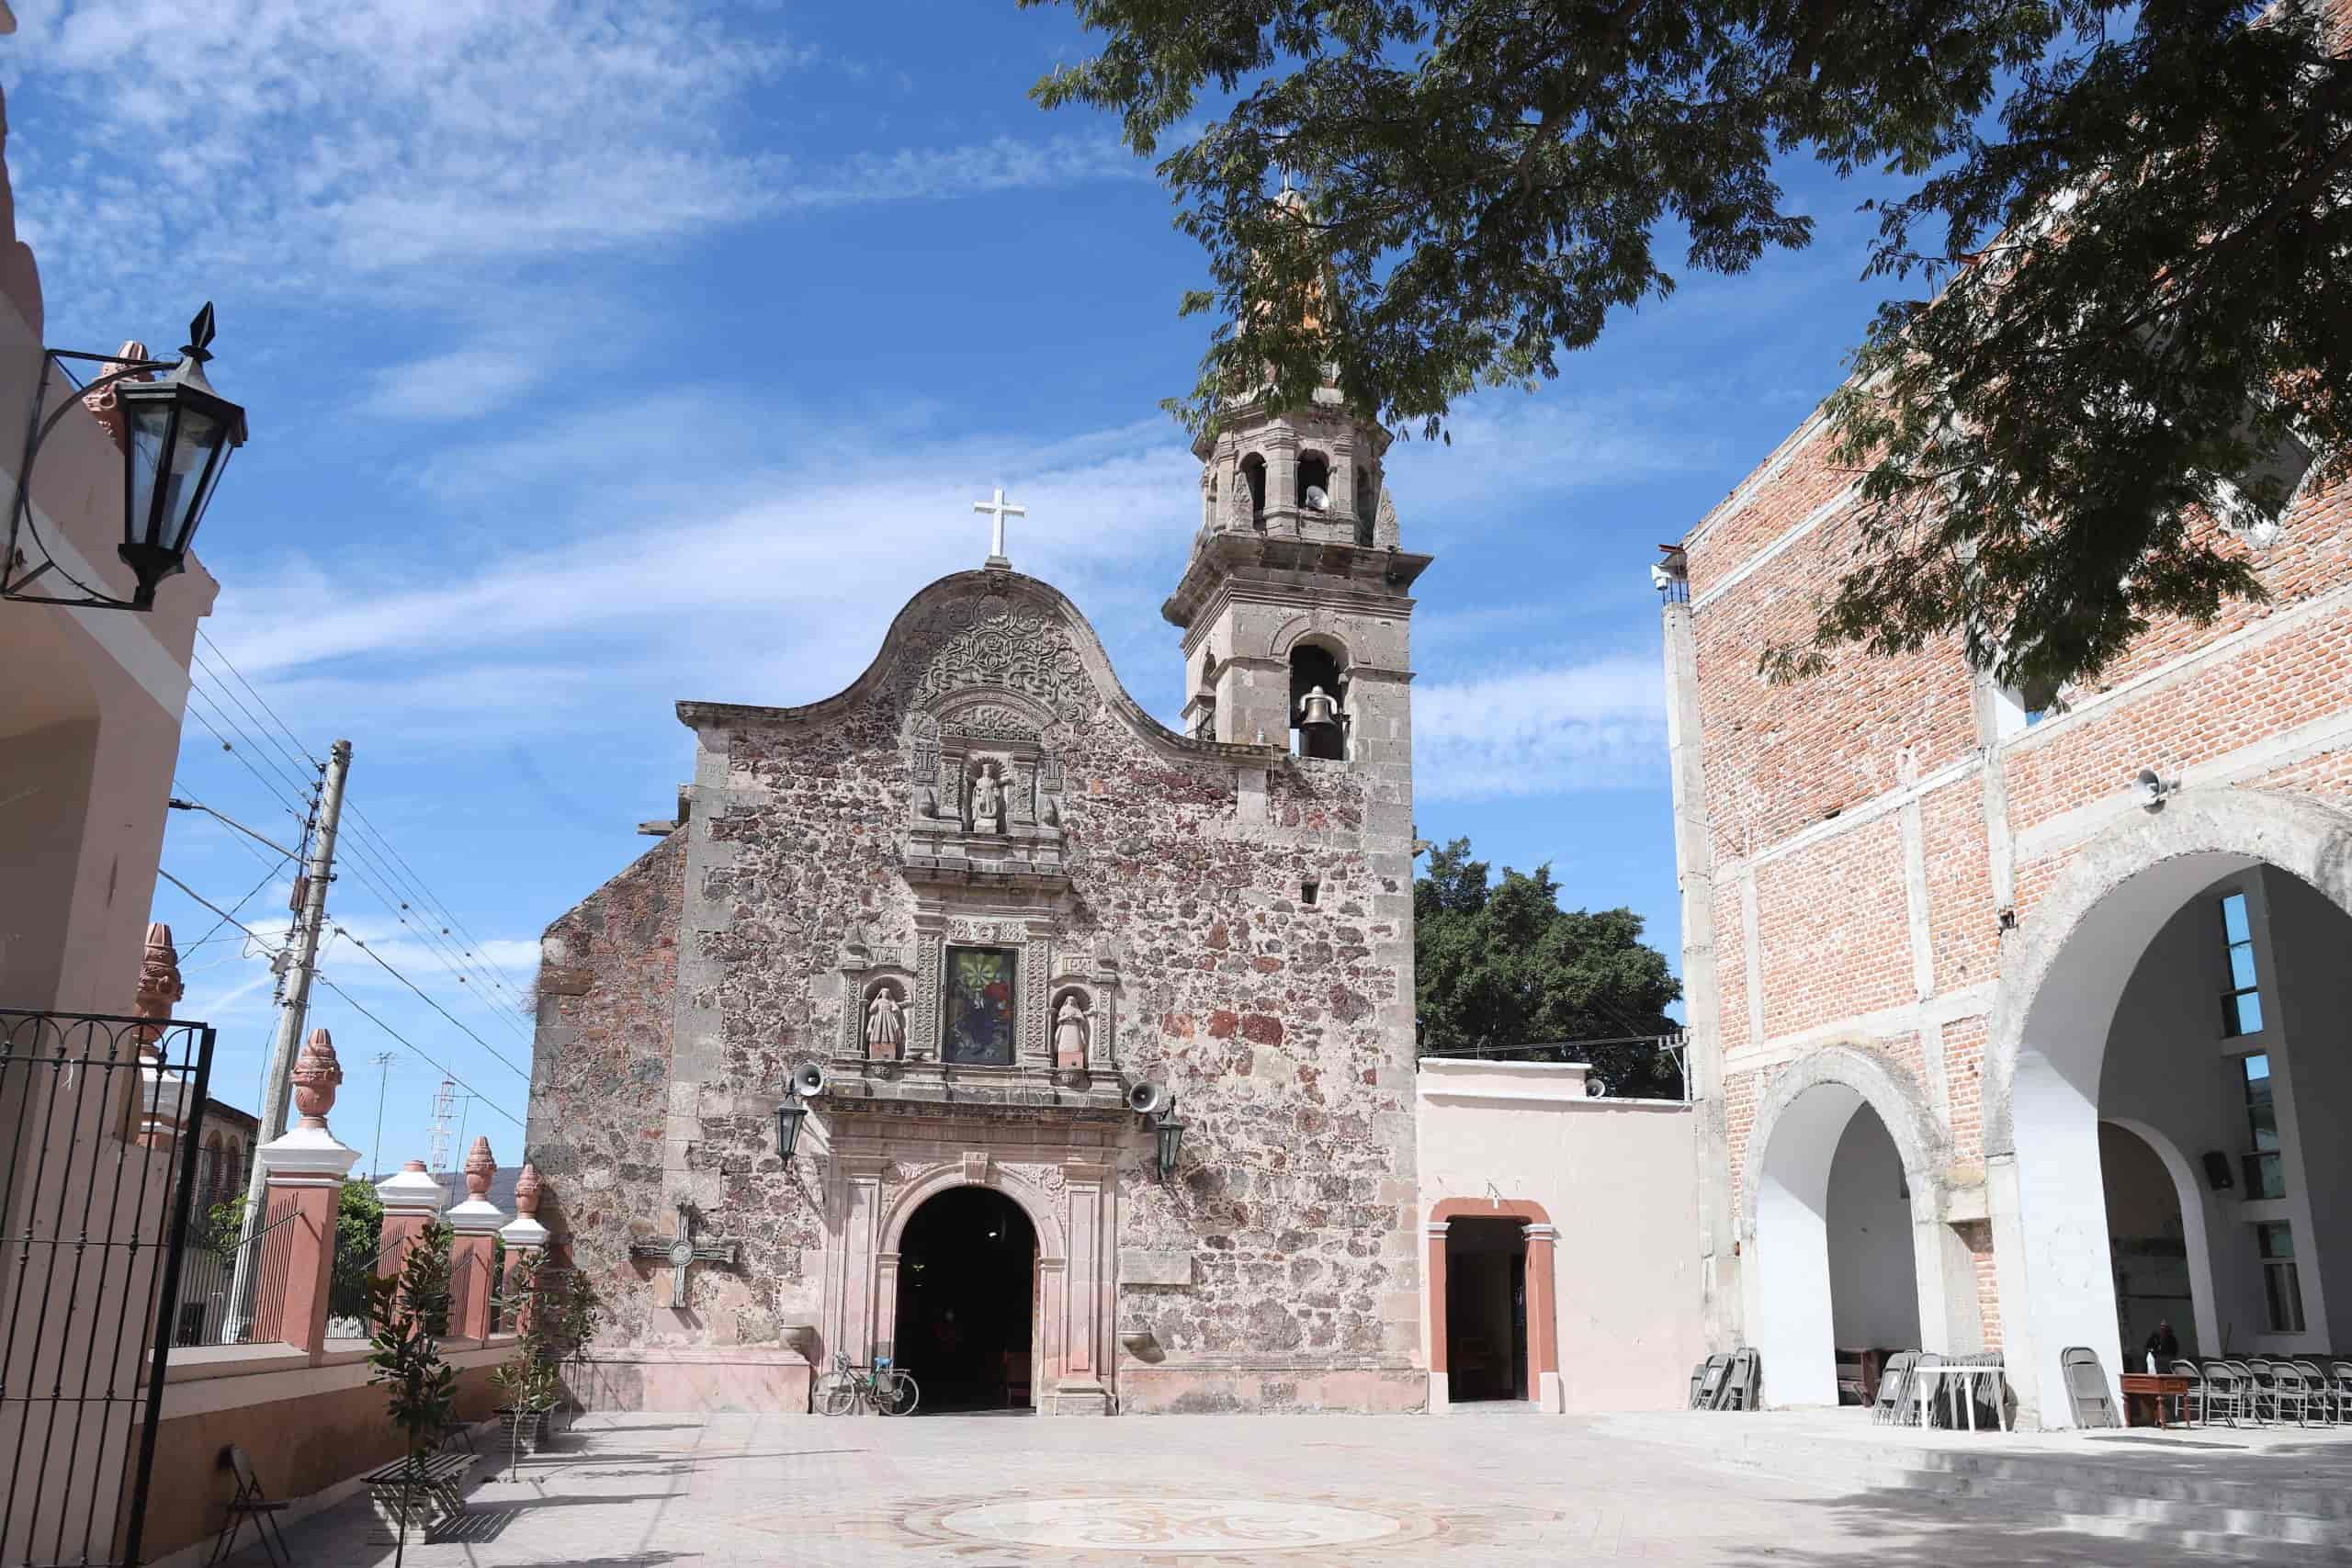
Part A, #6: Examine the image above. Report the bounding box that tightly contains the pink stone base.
[1114,1366,1427,1415]
[571,1347,814,1414]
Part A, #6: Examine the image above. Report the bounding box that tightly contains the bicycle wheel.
[816,1375,857,1417]
[876,1371,920,1416]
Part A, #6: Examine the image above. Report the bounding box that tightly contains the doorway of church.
[1444,1218,1530,1402]
[893,1186,1038,1414]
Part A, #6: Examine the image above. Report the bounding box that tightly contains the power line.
[330,923,532,1082]
[190,645,320,784]
[177,863,284,957]
[311,974,525,1131]
[329,832,534,1043]
[155,867,286,953]
[342,801,528,992]
[177,690,312,826]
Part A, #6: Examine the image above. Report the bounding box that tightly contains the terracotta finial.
[401,1158,427,1173]
[288,1027,343,1127]
[463,1135,496,1199]
[514,1161,542,1216]
[82,341,153,452]
[131,921,185,1047]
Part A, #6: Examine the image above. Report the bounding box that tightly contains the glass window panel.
[2225,991,2263,1037]
[2266,1261,2306,1334]
[2256,1222,2294,1260]
[2243,1052,2271,1086]
[2248,1101,2279,1153]
[2222,893,2251,944]
[2244,1150,2285,1199]
[2229,945,2258,991]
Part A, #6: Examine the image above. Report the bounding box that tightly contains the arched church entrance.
[1988,790,2352,1425]
[1749,1078,1929,1408]
[892,1185,1038,1414]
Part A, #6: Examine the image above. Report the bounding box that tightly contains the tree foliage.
[1031,0,2352,692]
[366,1219,457,1478]
[1413,838,1682,1096]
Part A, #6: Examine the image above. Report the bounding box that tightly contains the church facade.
[526,387,1435,1415]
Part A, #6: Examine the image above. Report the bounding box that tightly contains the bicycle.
[816,1351,920,1416]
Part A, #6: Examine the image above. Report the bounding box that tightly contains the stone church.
[526,379,1435,1415]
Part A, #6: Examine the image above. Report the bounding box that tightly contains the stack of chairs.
[1685,1348,1763,1411]
[1871,1352,1922,1426]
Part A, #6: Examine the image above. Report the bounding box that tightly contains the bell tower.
[1162,386,1433,766]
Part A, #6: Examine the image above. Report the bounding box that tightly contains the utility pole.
[227,738,351,1338]
[368,1050,397,1179]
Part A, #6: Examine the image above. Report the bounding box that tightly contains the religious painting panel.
[943,945,1018,1065]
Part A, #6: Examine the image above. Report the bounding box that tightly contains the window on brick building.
[1240,454,1267,525]
[2238,1053,2284,1199]
[1993,672,2062,738]
[2219,891,2264,1037]
[2256,1221,2305,1334]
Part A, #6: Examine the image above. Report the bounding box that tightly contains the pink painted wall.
[1417,1059,1707,1412]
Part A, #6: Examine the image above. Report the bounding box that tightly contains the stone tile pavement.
[218,1410,2343,1566]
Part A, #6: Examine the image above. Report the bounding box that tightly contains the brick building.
[526,378,1437,1415]
[1663,389,2352,1425]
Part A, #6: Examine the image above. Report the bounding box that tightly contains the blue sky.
[6,2,1907,1176]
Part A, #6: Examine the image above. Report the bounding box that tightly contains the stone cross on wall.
[972,485,1024,570]
[630,1201,740,1311]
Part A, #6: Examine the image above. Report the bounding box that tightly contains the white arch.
[2100,1116,2221,1359]
[1984,786,2352,1426]
[1740,1045,1945,1407]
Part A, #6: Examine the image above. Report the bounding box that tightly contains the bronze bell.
[1298,684,1341,732]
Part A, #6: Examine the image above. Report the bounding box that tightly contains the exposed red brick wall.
[1921,784,1997,993]
[1752,817,1913,1038]
[1941,1014,1989,1168]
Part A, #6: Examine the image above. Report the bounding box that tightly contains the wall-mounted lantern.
[4,303,249,612]
[775,1091,809,1160]
[1150,1099,1186,1184]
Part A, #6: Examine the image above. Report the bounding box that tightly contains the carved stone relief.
[899,595,1098,727]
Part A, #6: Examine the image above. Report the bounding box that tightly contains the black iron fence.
[169,1205,300,1348]
[0,1007,214,1568]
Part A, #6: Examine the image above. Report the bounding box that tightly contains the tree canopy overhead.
[1413,838,1683,1097]
[1030,1,2352,693]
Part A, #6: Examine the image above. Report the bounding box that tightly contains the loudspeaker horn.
[1126,1079,1169,1116]
[792,1060,829,1099]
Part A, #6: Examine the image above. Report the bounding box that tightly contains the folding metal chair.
[2060,1346,2120,1428]
[209,1446,291,1567]
[2331,1361,2352,1424]
[1871,1352,1920,1427]
[2222,1360,2264,1425]
[2171,1359,2210,1427]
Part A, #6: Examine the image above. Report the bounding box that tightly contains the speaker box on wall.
[2201,1150,2235,1191]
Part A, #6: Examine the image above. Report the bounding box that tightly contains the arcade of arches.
[1745,839,2352,1424]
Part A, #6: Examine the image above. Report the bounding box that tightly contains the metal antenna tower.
[427,1075,457,1174]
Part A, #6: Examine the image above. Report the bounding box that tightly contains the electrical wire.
[310,975,524,1130]
[155,868,286,953]
[329,924,532,1082]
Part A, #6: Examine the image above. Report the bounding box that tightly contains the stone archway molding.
[1983,786,2352,1158]
[1736,1044,1981,1407]
[1981,785,2352,1427]
[1425,1197,1561,1414]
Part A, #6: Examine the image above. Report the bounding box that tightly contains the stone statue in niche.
[1053,994,1089,1068]
[865,986,905,1058]
[970,761,1004,833]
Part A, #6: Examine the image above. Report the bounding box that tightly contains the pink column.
[499,1163,549,1334]
[1523,1222,1562,1412]
[1425,1221,1451,1411]
[375,1158,447,1280]
[250,1030,359,1357]
[447,1136,504,1339]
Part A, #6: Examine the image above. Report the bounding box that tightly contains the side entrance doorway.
[892,1185,1037,1414]
[1425,1199,1562,1411]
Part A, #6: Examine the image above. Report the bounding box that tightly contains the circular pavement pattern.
[933,1496,1408,1553]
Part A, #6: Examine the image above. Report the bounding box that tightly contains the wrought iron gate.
[0,1008,214,1567]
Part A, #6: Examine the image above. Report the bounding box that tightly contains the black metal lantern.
[775,1091,808,1160]
[114,305,245,608]
[4,302,249,612]
[1150,1102,1186,1184]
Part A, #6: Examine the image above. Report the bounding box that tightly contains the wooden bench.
[360,1450,474,1528]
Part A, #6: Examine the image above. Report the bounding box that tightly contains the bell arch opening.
[1240,454,1267,526]
[1296,450,1331,511]
[892,1184,1039,1415]
[1288,641,1346,761]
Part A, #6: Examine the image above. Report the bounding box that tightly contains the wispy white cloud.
[3,1,1134,313]
[1414,656,1665,800]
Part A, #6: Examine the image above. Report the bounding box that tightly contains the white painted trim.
[1723,982,1996,1076]
[2016,704,2352,865]
[1722,755,1984,879]
[1680,408,1834,556]
[1417,1088,1691,1111]
[1690,483,1859,613]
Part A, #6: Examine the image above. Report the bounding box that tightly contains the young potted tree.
[365,1221,458,1555]
[489,1249,557,1472]
[541,1261,605,1435]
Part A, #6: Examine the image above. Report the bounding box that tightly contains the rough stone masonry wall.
[1682,391,2352,1353]
[532,578,1423,1409]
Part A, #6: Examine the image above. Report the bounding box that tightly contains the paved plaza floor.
[216,1409,2352,1567]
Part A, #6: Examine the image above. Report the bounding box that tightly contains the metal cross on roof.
[629,1200,739,1311]
[972,484,1024,569]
